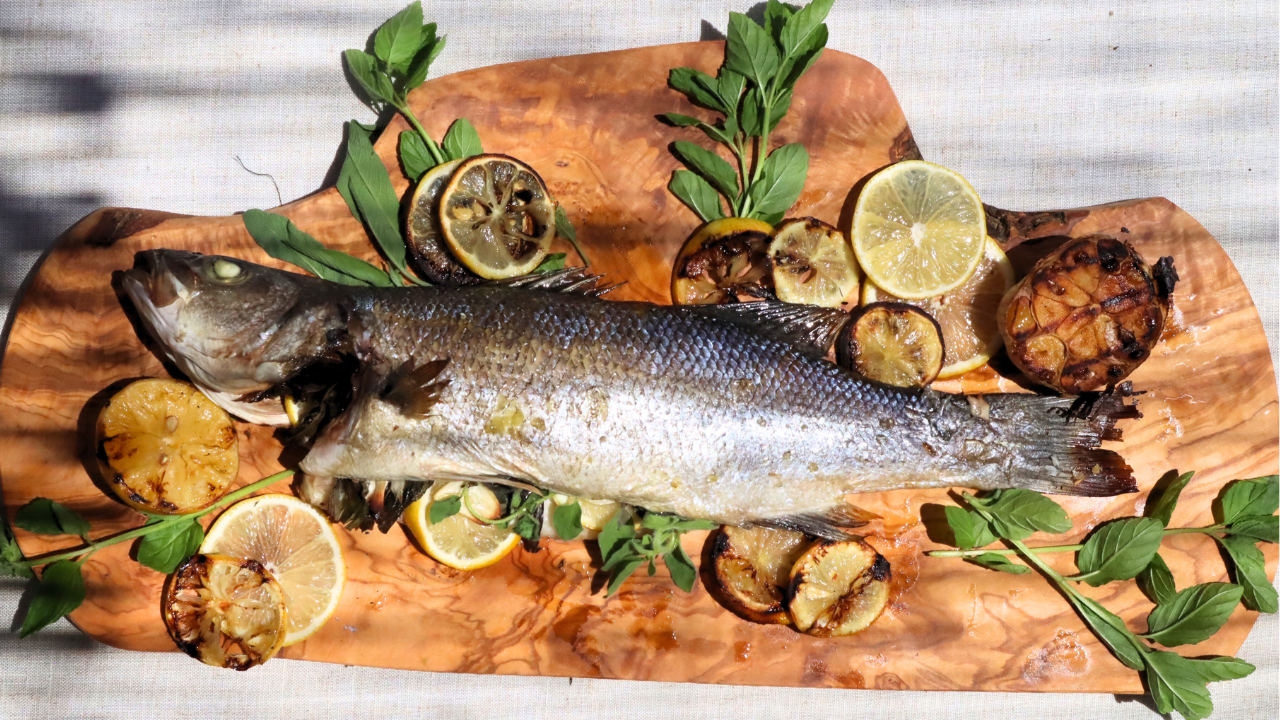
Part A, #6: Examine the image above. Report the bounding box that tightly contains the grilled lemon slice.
[852,160,986,299]
[837,302,946,387]
[708,526,811,624]
[404,483,521,570]
[787,539,890,637]
[201,494,345,646]
[406,158,483,285]
[97,378,238,515]
[162,553,287,670]
[438,154,556,279]
[671,217,774,305]
[863,237,1014,378]
[768,217,859,308]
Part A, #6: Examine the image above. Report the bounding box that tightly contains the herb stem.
[927,524,1229,559]
[17,470,295,568]
[396,100,446,165]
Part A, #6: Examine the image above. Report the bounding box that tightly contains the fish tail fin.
[983,388,1141,497]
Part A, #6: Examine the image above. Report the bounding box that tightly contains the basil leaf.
[1229,514,1278,543]
[244,209,391,286]
[714,70,747,117]
[373,1,423,71]
[1144,583,1243,647]
[984,488,1072,541]
[597,510,635,560]
[763,0,793,43]
[665,544,698,592]
[1074,517,1164,586]
[671,518,718,532]
[1073,595,1147,670]
[552,500,583,541]
[136,519,204,574]
[534,253,567,273]
[1216,534,1278,613]
[1143,649,1249,720]
[967,552,1029,575]
[671,141,740,201]
[1220,475,1278,524]
[779,0,833,59]
[944,505,996,550]
[398,130,435,181]
[344,49,395,105]
[668,67,727,113]
[747,142,808,221]
[661,112,703,128]
[15,498,91,540]
[606,556,645,595]
[669,169,727,223]
[552,205,589,266]
[776,24,827,90]
[0,520,34,579]
[442,118,483,161]
[1137,552,1178,605]
[766,87,793,133]
[1144,469,1194,527]
[404,29,444,89]
[739,86,764,136]
[341,120,410,274]
[725,12,780,90]
[429,495,461,525]
[1180,655,1256,683]
[20,561,86,638]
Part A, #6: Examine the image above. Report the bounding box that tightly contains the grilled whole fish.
[122,250,1138,537]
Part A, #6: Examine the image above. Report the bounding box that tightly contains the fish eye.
[209,258,245,283]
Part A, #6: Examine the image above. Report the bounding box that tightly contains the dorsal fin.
[488,267,623,297]
[681,301,852,360]
[381,358,451,419]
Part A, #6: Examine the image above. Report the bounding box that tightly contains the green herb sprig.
[3,469,295,637]
[597,510,718,594]
[928,473,1277,720]
[662,0,832,224]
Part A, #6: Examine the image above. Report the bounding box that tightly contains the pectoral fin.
[382,358,451,419]
[754,504,878,540]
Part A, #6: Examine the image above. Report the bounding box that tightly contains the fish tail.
[980,387,1141,496]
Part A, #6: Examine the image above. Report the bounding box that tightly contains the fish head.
[122,249,345,422]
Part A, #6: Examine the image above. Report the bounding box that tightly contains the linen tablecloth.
[0,2,1275,717]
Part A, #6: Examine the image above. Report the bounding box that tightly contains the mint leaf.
[1229,514,1278,543]
[1145,583,1244,646]
[664,544,698,592]
[747,142,808,222]
[714,70,747,116]
[668,169,726,223]
[671,141,740,202]
[597,510,635,560]
[777,23,827,90]
[244,209,392,286]
[373,1,424,71]
[606,555,644,595]
[1216,534,1278,613]
[1074,517,1164,586]
[534,253,567,273]
[725,12,780,90]
[1143,649,1252,720]
[429,495,461,525]
[670,518,718,532]
[552,500,583,541]
[0,521,34,580]
[398,130,435,181]
[1145,469,1194,527]
[1220,475,1278,524]
[762,0,794,43]
[136,519,204,574]
[779,0,833,59]
[15,498,91,540]
[340,120,410,274]
[668,67,728,113]
[944,505,996,550]
[984,489,1072,541]
[404,28,444,89]
[344,49,395,105]
[967,552,1029,575]
[1073,595,1147,670]
[1138,552,1178,605]
[20,560,86,638]
[441,118,483,161]
[662,112,703,128]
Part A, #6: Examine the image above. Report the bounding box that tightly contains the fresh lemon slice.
[851,160,986,299]
[201,494,345,646]
[438,154,556,279]
[768,217,859,308]
[162,553,287,670]
[404,483,521,570]
[97,378,238,515]
[863,237,1014,378]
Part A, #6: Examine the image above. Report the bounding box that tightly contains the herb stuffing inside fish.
[121,250,1139,537]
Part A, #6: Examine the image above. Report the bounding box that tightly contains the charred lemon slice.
[404,482,521,571]
[438,154,556,279]
[863,237,1014,378]
[768,217,860,308]
[852,160,986,299]
[671,217,774,305]
[998,234,1176,394]
[201,494,345,646]
[787,539,890,637]
[708,526,811,624]
[162,553,287,670]
[406,158,482,285]
[837,302,945,387]
[97,378,238,515]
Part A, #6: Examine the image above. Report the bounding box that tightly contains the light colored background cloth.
[0,1,1275,718]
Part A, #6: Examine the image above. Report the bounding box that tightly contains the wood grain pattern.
[1,42,1275,692]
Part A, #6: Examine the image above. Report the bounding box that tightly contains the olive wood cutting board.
[1,42,1276,693]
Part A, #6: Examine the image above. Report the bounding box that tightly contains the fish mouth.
[124,249,201,310]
